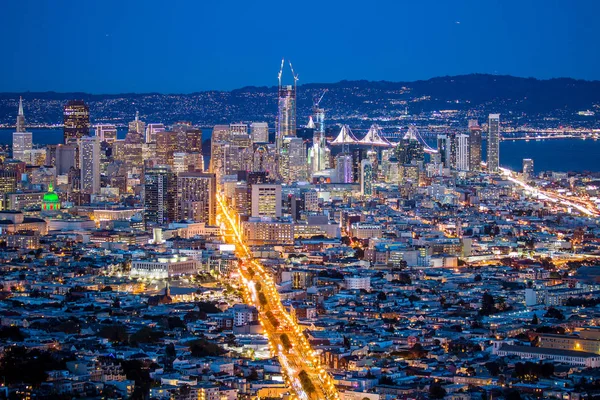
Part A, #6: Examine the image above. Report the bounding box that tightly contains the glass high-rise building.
[360,159,373,196]
[79,136,100,194]
[144,166,177,227]
[455,133,470,171]
[523,158,534,181]
[276,84,296,151]
[64,100,90,144]
[251,122,269,144]
[468,119,482,171]
[177,172,216,225]
[487,114,500,173]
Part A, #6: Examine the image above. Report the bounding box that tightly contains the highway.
[216,194,339,400]
[499,167,600,217]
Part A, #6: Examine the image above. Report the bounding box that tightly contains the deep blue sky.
[1,0,598,93]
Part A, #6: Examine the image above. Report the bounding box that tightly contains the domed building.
[42,184,60,212]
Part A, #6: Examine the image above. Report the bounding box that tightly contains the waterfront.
[2,128,599,173]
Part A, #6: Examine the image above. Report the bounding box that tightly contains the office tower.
[173,152,203,173]
[29,149,46,166]
[79,136,100,194]
[95,124,117,144]
[55,144,77,175]
[15,97,25,133]
[156,131,178,166]
[0,171,18,195]
[308,97,329,176]
[12,132,32,164]
[210,125,230,178]
[12,98,32,164]
[185,128,203,153]
[230,123,248,135]
[304,190,319,212]
[124,130,144,168]
[437,134,451,168]
[360,159,373,196]
[455,133,470,171]
[487,114,500,173]
[468,119,482,171]
[234,182,250,216]
[46,145,58,167]
[276,61,297,152]
[251,122,269,144]
[523,158,534,181]
[177,172,216,225]
[336,154,353,183]
[145,123,165,143]
[128,111,145,135]
[251,184,282,218]
[144,166,177,226]
[224,132,252,177]
[281,137,307,183]
[395,127,425,165]
[63,100,90,144]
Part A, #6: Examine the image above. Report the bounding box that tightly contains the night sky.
[1,0,598,93]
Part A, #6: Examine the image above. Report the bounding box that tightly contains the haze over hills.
[1,74,599,129]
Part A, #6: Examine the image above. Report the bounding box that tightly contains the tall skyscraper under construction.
[276,60,298,155]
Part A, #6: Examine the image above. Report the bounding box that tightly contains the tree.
[544,307,564,320]
[377,292,387,301]
[0,346,69,387]
[130,327,164,344]
[485,361,501,376]
[531,313,539,325]
[474,274,482,282]
[98,324,128,343]
[189,339,226,357]
[429,382,447,399]
[479,293,496,316]
[379,376,395,386]
[247,368,259,381]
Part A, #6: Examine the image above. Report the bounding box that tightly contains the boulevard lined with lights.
[216,194,339,400]
[499,167,600,217]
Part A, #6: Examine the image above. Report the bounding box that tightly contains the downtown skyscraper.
[144,166,177,227]
[487,114,500,173]
[12,97,32,164]
[64,100,90,144]
[468,119,482,171]
[79,136,100,194]
[177,172,217,225]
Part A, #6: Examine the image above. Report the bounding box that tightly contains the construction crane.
[288,61,299,91]
[313,89,328,108]
[277,58,285,87]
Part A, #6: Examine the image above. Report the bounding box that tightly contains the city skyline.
[1,1,600,93]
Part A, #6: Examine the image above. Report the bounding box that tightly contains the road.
[499,167,599,217]
[216,194,339,400]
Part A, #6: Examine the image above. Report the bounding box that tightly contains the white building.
[493,343,600,368]
[130,255,198,279]
[145,123,165,143]
[79,136,100,194]
[455,133,470,171]
[345,276,371,291]
[250,122,269,143]
[95,124,117,144]
[251,184,282,218]
[12,132,32,164]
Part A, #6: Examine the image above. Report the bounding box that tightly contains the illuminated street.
[500,167,600,216]
[216,194,339,400]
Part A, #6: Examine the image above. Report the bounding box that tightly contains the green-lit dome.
[42,184,60,211]
[43,192,59,202]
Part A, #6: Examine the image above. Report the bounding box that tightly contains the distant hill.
[1,74,599,128]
